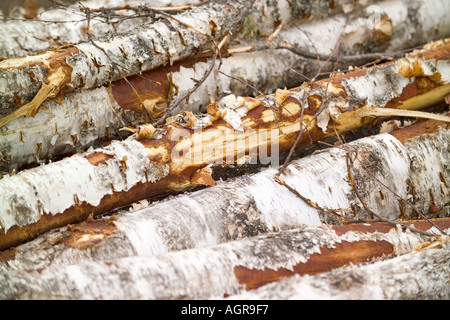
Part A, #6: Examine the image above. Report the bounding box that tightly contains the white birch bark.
[1,220,447,300]
[0,85,142,173]
[1,122,448,270]
[0,40,449,251]
[226,240,450,300]
[0,0,382,114]
[2,0,442,59]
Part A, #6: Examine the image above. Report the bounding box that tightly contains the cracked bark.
[0,39,449,251]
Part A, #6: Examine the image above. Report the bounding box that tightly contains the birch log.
[0,0,382,116]
[0,219,448,299]
[0,1,418,173]
[265,0,450,61]
[0,117,448,266]
[226,239,450,300]
[0,39,449,251]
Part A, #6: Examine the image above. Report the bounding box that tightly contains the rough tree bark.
[0,118,448,270]
[0,39,449,251]
[4,0,444,173]
[0,219,448,299]
[226,239,450,300]
[0,0,382,116]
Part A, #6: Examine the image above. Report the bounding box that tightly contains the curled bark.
[0,219,448,299]
[0,39,449,251]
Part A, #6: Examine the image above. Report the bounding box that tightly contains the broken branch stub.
[0,39,449,251]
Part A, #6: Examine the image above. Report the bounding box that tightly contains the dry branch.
[226,238,450,300]
[0,39,449,251]
[1,218,448,299]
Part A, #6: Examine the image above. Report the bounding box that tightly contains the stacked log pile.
[0,0,449,300]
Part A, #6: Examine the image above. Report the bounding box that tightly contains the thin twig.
[332,126,447,235]
[275,19,350,176]
[345,151,436,237]
[153,48,218,127]
[274,176,351,222]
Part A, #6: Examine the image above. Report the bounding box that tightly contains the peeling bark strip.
[0,0,381,116]
[0,118,448,262]
[1,40,450,251]
[227,241,450,300]
[0,220,448,299]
